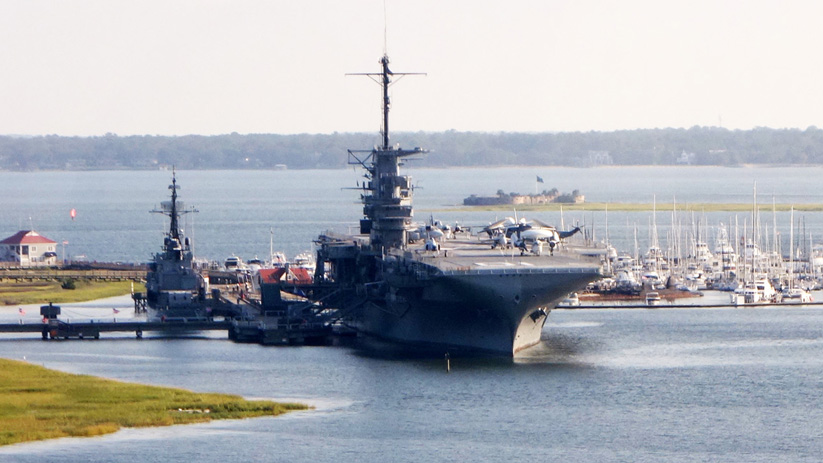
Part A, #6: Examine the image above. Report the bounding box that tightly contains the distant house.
[676,150,696,165]
[588,150,614,166]
[0,230,58,267]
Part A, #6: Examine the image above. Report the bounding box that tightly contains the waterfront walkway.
[0,267,144,281]
[0,318,230,339]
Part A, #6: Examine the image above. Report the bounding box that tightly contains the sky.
[1,0,822,136]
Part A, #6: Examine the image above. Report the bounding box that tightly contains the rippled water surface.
[2,166,823,263]
[2,305,823,462]
[2,167,823,461]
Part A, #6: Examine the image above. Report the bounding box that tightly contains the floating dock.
[229,318,332,345]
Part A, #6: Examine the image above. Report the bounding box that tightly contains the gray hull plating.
[354,262,602,355]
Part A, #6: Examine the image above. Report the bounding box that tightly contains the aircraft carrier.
[282,54,605,356]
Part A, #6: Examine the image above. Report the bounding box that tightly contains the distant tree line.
[1,126,822,171]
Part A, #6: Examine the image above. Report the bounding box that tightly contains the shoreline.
[0,358,309,447]
[435,201,823,213]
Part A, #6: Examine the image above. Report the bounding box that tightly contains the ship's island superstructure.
[275,55,605,356]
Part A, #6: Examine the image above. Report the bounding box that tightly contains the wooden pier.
[0,267,145,282]
[0,301,339,346]
[0,318,231,340]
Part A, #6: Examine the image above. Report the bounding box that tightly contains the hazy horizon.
[2,0,821,137]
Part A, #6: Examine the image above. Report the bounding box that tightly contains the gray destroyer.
[145,173,208,313]
[284,55,604,356]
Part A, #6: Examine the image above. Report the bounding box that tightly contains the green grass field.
[0,358,308,446]
[0,280,145,306]
[431,202,823,213]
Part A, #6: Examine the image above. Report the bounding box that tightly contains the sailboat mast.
[790,206,794,288]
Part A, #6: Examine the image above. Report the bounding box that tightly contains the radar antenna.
[150,168,199,256]
[347,55,425,150]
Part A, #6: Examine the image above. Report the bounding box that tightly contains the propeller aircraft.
[482,217,582,255]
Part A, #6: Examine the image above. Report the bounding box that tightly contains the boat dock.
[0,316,341,344]
[0,318,230,340]
[229,318,333,345]
[0,300,340,345]
[0,267,145,282]
[562,300,823,309]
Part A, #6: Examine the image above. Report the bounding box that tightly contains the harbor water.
[2,166,823,263]
[2,303,823,462]
[3,166,823,461]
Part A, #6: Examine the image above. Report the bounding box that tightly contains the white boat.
[730,279,777,305]
[614,269,642,294]
[781,287,813,304]
[292,252,316,272]
[224,255,247,271]
[246,257,265,272]
[559,292,580,307]
[645,291,661,306]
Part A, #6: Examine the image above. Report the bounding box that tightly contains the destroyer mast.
[151,170,198,261]
[347,55,426,254]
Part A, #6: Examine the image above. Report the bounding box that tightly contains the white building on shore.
[0,230,58,267]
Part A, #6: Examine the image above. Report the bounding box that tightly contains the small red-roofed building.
[0,230,58,267]
[256,266,315,308]
[257,267,314,286]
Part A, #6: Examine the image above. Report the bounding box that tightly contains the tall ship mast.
[280,54,605,356]
[347,54,426,254]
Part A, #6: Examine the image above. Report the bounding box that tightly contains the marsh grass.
[0,280,145,306]
[0,358,308,446]
[433,202,823,213]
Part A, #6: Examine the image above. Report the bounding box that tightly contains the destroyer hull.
[352,266,601,356]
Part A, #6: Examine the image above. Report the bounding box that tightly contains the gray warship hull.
[346,241,602,355]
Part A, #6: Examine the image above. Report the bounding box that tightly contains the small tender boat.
[781,287,813,304]
[224,255,246,271]
[559,292,580,307]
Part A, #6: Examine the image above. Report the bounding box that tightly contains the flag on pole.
[536,176,544,183]
[112,308,120,314]
[18,308,25,315]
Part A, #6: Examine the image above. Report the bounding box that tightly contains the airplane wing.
[482,218,513,236]
[529,218,556,230]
